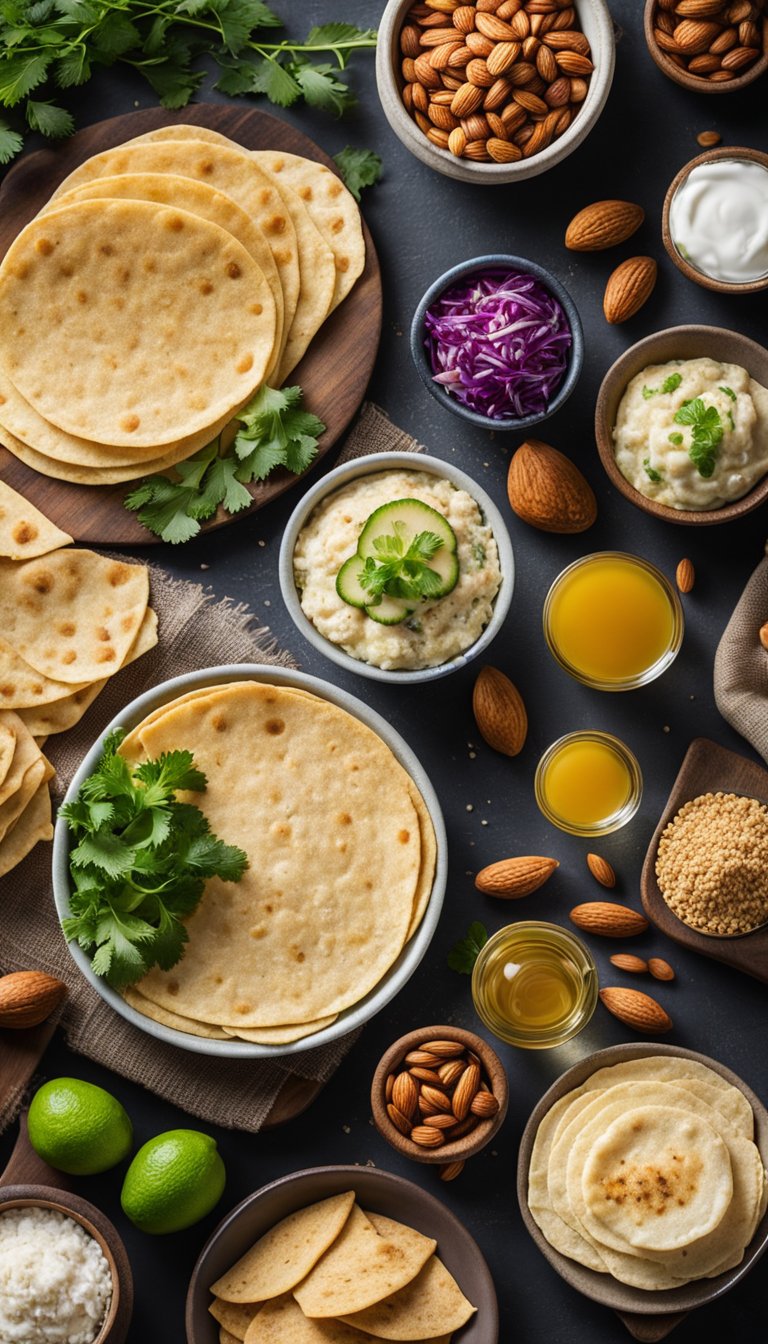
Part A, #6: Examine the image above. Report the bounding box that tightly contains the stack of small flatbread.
[116,680,436,1046]
[208,1191,476,1343]
[527,1055,768,1290]
[0,709,54,878]
[0,125,365,485]
[0,481,157,752]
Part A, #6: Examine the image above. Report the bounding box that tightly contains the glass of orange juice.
[534,730,642,836]
[543,552,683,691]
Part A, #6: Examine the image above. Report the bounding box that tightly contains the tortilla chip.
[209,1298,262,1340]
[338,1245,476,1340]
[212,1193,356,1303]
[244,1295,450,1343]
[293,1205,435,1319]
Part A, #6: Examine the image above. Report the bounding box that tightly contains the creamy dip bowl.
[279,452,514,684]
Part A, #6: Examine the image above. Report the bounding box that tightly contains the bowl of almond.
[371,1025,508,1176]
[376,0,616,183]
[644,0,768,93]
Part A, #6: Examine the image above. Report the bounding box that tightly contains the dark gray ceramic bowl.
[516,1042,768,1316]
[186,1165,498,1344]
[410,254,584,432]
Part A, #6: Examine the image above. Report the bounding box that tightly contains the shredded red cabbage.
[424,268,572,420]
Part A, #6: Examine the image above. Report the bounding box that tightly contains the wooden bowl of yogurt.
[662,147,768,295]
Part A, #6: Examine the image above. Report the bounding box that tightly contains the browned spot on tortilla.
[167,980,179,996]
[337,256,350,273]
[62,650,77,665]
[265,718,285,735]
[96,647,116,664]
[338,813,352,826]
[0,684,15,698]
[35,238,53,256]
[109,563,130,586]
[226,261,241,279]
[398,830,410,843]
[250,303,263,316]
[199,159,214,175]
[212,714,227,733]
[199,279,214,295]
[266,214,286,235]
[99,243,114,256]
[12,522,37,545]
[59,621,76,637]
[96,627,110,642]
[76,291,88,304]
[120,414,140,433]
[331,217,344,234]
[329,182,342,197]
[237,353,253,374]
[30,570,53,595]
[299,186,312,201]
[234,1002,252,1015]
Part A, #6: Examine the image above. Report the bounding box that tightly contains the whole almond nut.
[486,110,509,136]
[429,39,465,67]
[453,4,478,31]
[536,43,559,78]
[739,19,760,44]
[708,68,736,78]
[426,0,462,11]
[649,957,676,981]
[461,111,490,136]
[522,34,541,59]
[657,10,677,33]
[393,1071,419,1117]
[431,88,458,103]
[477,0,504,10]
[405,1048,442,1066]
[385,1072,395,1102]
[448,125,468,154]
[470,1090,500,1117]
[423,1112,461,1129]
[475,855,559,898]
[419,10,455,25]
[552,5,576,26]
[402,81,415,111]
[442,71,465,87]
[599,987,673,1033]
[674,18,722,49]
[414,53,442,85]
[428,102,460,129]
[609,954,649,973]
[410,1125,446,1147]
[420,1084,453,1113]
[569,75,589,99]
[554,49,594,73]
[522,119,555,156]
[464,138,492,159]
[401,23,422,55]
[675,0,726,13]
[487,39,523,72]
[587,853,617,889]
[726,0,754,19]
[472,665,528,756]
[542,28,591,52]
[438,1060,466,1085]
[688,51,722,70]
[709,27,738,50]
[483,76,513,108]
[603,256,657,324]
[402,56,417,80]
[475,10,517,37]
[465,29,495,53]
[500,101,528,129]
[552,106,572,134]
[544,74,571,104]
[497,0,523,14]
[487,136,523,161]
[419,24,463,45]
[423,1039,467,1057]
[569,902,650,937]
[507,439,597,533]
[387,1103,412,1136]
[0,970,66,1029]
[676,558,695,593]
[426,126,451,148]
[513,87,549,114]
[448,41,474,63]
[440,1160,466,1180]
[466,55,495,83]
[449,1115,480,1139]
[452,1062,481,1118]
[696,129,722,145]
[451,80,486,113]
[409,1066,444,1084]
[510,8,530,36]
[721,44,759,67]
[565,199,644,250]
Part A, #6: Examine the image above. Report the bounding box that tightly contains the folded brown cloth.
[714,544,768,765]
[0,401,420,1135]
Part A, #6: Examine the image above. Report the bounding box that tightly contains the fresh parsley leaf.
[643,457,663,483]
[24,98,73,136]
[448,922,488,975]
[674,397,723,478]
[60,730,248,989]
[0,52,51,104]
[333,145,382,201]
[292,60,355,116]
[642,385,657,400]
[0,118,24,162]
[719,385,736,401]
[668,432,683,446]
[661,372,682,394]
[250,53,301,106]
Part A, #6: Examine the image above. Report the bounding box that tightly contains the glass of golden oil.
[471,921,598,1049]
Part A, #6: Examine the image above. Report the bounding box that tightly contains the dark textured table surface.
[2,2,768,1341]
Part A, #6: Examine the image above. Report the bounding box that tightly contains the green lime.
[27,1077,133,1176]
[120,1129,226,1234]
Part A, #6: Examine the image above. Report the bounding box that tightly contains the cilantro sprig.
[673,397,724,479]
[124,385,325,543]
[60,729,248,988]
[0,4,377,164]
[333,146,382,202]
[358,523,446,604]
[448,922,488,975]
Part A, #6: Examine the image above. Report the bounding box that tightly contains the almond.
[676,558,695,593]
[565,199,645,251]
[420,1083,453,1113]
[385,1072,395,1102]
[507,439,597,534]
[554,49,593,74]
[448,126,467,155]
[675,0,726,14]
[452,4,478,32]
[423,1112,461,1128]
[586,853,617,889]
[405,1048,442,1066]
[603,256,657,324]
[470,1089,500,1117]
[392,1070,419,1118]
[487,136,522,162]
[599,987,673,1033]
[465,55,495,84]
[648,957,676,981]
[408,1066,443,1085]
[387,1103,412,1136]
[486,39,522,73]
[0,970,67,1029]
[423,1039,467,1057]
[609,954,649,974]
[438,1060,466,1086]
[544,75,571,105]
[410,1125,446,1147]
[475,855,559,898]
[569,902,650,937]
[452,1061,481,1118]
[472,665,528,756]
[673,18,722,50]
[720,44,759,68]
[475,10,517,38]
[439,1160,466,1180]
[450,80,486,114]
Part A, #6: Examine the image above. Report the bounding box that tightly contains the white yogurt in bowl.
[669,159,768,286]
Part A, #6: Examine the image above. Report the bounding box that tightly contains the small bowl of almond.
[375,0,616,183]
[370,1025,508,1177]
[644,0,768,93]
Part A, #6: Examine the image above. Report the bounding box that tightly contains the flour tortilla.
[244,1295,450,1343]
[293,1205,435,1318]
[0,717,16,791]
[44,172,283,382]
[338,1242,475,1340]
[50,138,301,363]
[576,1055,755,1138]
[209,1299,261,1339]
[405,784,436,943]
[0,711,51,808]
[0,753,51,843]
[123,984,336,1044]
[0,480,72,559]
[211,1192,356,1303]
[0,637,91,710]
[0,420,235,487]
[131,682,421,1027]
[0,199,274,448]
[0,778,52,877]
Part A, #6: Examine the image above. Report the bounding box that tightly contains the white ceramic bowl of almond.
[375,0,616,183]
[278,452,514,683]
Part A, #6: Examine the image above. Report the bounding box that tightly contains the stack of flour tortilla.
[0,125,365,485]
[208,1191,476,1343]
[117,680,436,1047]
[527,1055,768,1289]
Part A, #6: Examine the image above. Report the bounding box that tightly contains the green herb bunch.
[0,1,377,165]
[673,397,724,479]
[359,523,447,604]
[60,729,248,987]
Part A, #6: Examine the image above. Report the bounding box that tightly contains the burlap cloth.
[0,402,422,1134]
[714,542,768,764]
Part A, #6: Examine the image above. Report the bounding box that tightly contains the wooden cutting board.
[0,105,382,545]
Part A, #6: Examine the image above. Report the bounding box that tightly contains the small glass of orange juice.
[543,551,683,691]
[535,730,642,836]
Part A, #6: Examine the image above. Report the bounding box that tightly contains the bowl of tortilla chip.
[52,665,446,1057]
[186,1164,498,1343]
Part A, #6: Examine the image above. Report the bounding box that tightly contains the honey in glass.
[471,922,597,1049]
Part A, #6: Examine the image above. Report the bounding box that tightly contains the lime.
[120,1129,226,1234]
[27,1077,133,1175]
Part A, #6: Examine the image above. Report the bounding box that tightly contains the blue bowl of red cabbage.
[411,256,583,430]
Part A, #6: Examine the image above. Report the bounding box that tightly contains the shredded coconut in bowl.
[0,1205,113,1344]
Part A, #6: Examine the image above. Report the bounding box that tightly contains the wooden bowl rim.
[594,323,768,526]
[661,146,768,295]
[0,1184,131,1342]
[370,1023,509,1164]
[643,0,768,94]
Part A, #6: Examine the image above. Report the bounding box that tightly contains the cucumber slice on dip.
[335,554,370,609]
[364,594,413,625]
[358,499,458,597]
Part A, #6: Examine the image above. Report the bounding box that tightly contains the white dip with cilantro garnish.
[0,1206,112,1344]
[293,469,502,670]
[613,357,768,510]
